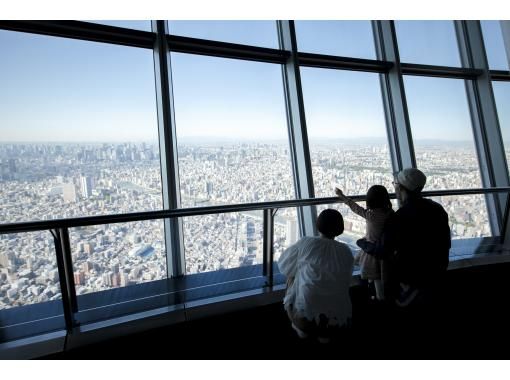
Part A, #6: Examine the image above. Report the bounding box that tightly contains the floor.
[42,263,510,359]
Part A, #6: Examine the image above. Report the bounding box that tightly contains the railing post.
[262,208,275,287]
[52,228,78,332]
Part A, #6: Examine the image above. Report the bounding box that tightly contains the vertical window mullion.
[456,20,509,235]
[500,21,510,67]
[373,20,416,173]
[278,20,317,237]
[152,20,185,277]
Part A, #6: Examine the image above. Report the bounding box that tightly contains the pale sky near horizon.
[0,20,508,143]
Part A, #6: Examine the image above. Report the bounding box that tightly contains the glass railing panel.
[183,211,264,275]
[0,231,64,342]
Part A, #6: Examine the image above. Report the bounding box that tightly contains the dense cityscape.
[0,140,494,309]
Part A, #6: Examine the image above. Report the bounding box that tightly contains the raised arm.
[335,188,368,219]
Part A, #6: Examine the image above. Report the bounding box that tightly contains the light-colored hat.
[396,168,426,192]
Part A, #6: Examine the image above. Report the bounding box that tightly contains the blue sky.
[0,20,508,143]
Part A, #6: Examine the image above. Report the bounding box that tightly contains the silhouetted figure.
[335,185,394,301]
[278,209,354,343]
[384,168,451,308]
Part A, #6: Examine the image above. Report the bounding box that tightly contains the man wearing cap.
[384,168,451,307]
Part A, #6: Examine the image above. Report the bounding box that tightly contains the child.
[277,209,354,343]
[335,185,393,301]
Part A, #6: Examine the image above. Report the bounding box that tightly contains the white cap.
[396,168,426,192]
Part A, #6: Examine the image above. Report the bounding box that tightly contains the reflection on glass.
[301,68,393,198]
[183,212,263,274]
[0,30,162,223]
[82,20,152,32]
[404,76,482,190]
[481,20,509,71]
[430,195,491,238]
[273,208,299,262]
[168,21,278,48]
[295,21,376,59]
[70,220,166,296]
[493,82,510,174]
[395,21,461,67]
[0,231,60,310]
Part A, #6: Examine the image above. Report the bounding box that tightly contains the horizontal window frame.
[1,187,508,234]
[297,52,393,73]
[490,70,510,81]
[166,34,290,64]
[401,62,483,79]
[0,20,156,49]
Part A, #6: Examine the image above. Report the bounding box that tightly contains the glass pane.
[301,68,393,198]
[171,53,294,207]
[183,212,263,274]
[404,76,482,190]
[0,30,162,223]
[82,20,152,32]
[273,207,299,262]
[0,231,60,309]
[493,82,510,174]
[0,231,65,342]
[481,20,509,71]
[431,195,491,238]
[295,20,376,59]
[395,21,461,67]
[168,21,278,48]
[70,220,166,299]
[170,53,293,275]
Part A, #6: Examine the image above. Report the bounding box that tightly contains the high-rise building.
[285,219,298,247]
[80,176,94,198]
[62,183,76,203]
[74,271,85,285]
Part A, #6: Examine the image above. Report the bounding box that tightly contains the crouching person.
[277,209,354,343]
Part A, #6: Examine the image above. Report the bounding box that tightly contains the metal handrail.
[1,187,509,234]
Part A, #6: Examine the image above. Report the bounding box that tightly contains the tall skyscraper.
[80,176,94,198]
[285,219,298,247]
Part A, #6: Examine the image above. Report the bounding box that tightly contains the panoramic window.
[404,75,490,238]
[481,20,509,71]
[0,30,163,223]
[300,67,392,246]
[395,21,461,67]
[493,82,510,175]
[0,30,167,318]
[168,20,279,48]
[169,53,294,274]
[295,20,376,59]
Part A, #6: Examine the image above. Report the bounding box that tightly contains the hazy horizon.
[0,137,483,145]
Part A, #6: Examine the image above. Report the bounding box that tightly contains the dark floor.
[42,263,510,359]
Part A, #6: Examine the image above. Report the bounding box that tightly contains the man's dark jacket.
[383,196,451,289]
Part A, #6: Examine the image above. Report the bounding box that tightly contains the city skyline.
[0,140,494,309]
